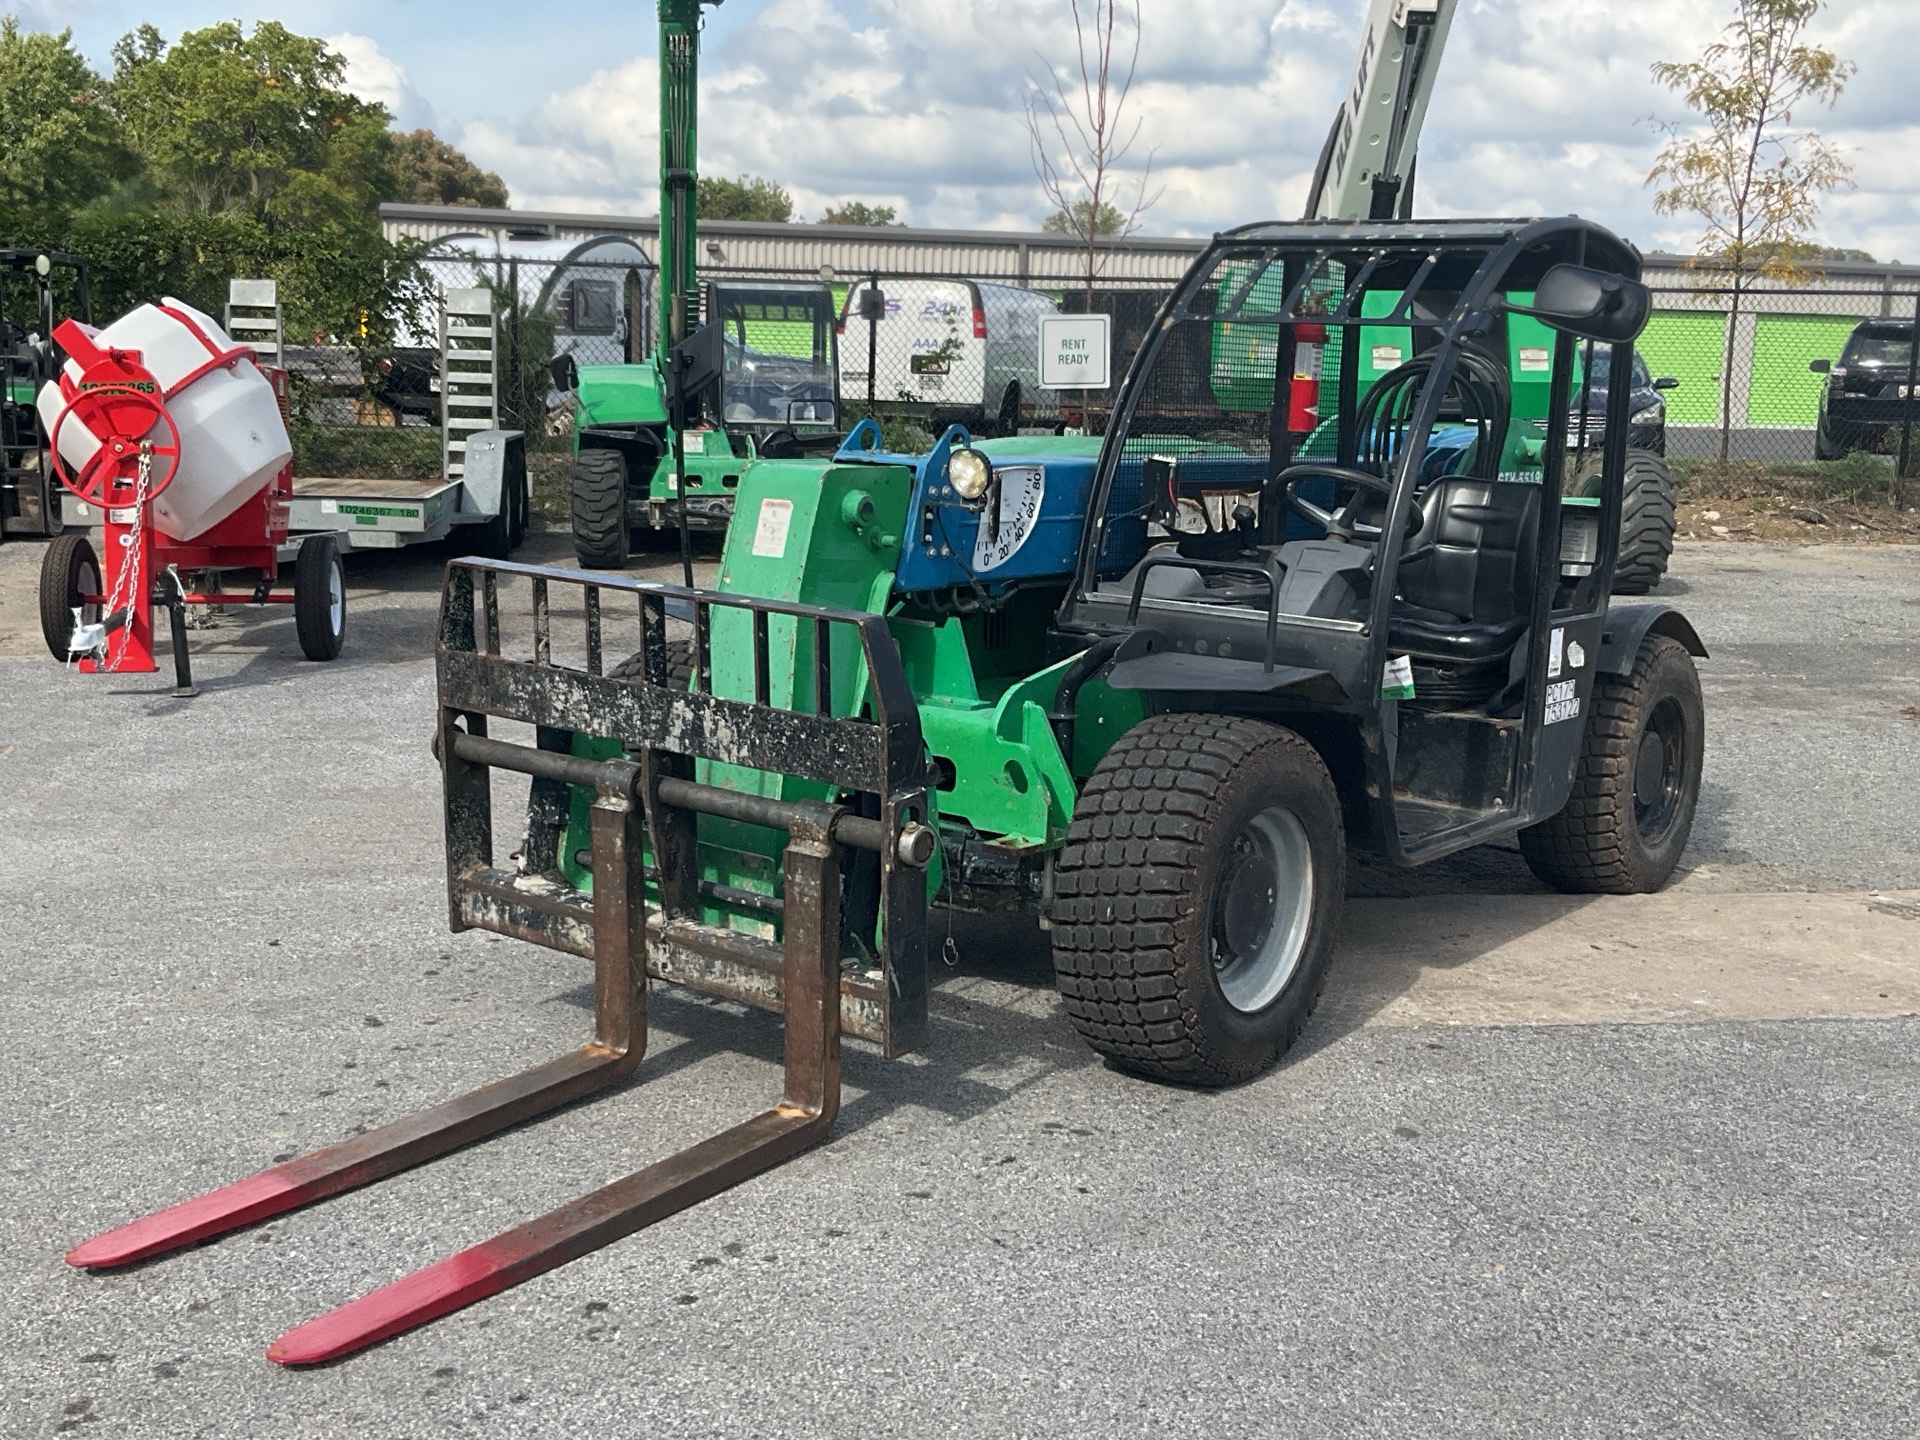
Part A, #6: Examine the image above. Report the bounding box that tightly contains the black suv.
[1811,321,1917,459]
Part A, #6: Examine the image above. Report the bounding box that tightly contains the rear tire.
[1519,633,1703,894]
[1612,448,1675,596]
[39,532,102,661]
[571,447,630,569]
[610,637,694,688]
[293,534,347,662]
[1050,714,1346,1087]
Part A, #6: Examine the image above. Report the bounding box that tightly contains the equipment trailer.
[68,216,1706,1360]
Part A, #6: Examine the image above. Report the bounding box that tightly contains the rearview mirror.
[857,286,887,322]
[1808,358,1831,374]
[1653,375,1680,390]
[1508,265,1651,344]
[549,353,579,391]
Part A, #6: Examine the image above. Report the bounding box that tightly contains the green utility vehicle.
[522,215,1708,1086]
[551,2,840,571]
[558,278,841,567]
[1,248,91,541]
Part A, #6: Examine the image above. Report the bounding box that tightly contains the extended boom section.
[68,557,933,1364]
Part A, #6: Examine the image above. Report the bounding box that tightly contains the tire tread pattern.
[1613,449,1676,596]
[570,448,629,569]
[1519,633,1697,894]
[1049,714,1341,1087]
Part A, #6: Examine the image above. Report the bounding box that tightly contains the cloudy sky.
[19,0,1918,260]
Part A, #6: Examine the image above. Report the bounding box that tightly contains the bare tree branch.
[1023,0,1161,306]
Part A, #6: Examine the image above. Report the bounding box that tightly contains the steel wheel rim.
[328,560,344,635]
[1211,804,1314,1013]
[1634,696,1686,843]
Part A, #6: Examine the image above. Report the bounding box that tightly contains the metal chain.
[91,443,152,672]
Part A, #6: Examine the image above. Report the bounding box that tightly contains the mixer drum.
[37,297,293,542]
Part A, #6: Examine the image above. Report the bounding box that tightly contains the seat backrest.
[1395,477,1539,626]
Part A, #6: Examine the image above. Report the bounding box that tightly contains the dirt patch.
[1678,495,1920,545]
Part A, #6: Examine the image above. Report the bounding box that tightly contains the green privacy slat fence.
[1746,314,1861,426]
[1639,311,1727,425]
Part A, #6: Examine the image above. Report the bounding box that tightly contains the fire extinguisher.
[1288,321,1327,434]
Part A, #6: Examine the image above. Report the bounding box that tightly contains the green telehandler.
[71,216,1709,1367]
[1,248,92,541]
[554,0,842,576]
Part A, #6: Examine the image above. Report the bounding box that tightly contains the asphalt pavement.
[1,535,1916,1438]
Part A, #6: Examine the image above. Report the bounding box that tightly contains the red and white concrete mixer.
[37,297,292,540]
[33,295,347,690]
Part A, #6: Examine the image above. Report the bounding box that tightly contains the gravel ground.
[1,536,1916,1438]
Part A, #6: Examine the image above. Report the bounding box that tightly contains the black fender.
[1598,603,1707,675]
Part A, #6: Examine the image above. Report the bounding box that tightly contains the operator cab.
[707,281,841,455]
[1060,218,1655,862]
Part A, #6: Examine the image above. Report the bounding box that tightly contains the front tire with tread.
[571,447,630,569]
[293,533,346,662]
[1519,633,1703,894]
[39,532,102,661]
[1050,714,1346,1087]
[1612,448,1676,596]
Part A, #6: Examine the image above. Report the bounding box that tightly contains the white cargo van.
[838,278,1058,434]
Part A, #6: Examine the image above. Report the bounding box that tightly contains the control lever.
[1232,502,1259,551]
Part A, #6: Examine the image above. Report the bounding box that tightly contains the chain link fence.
[1643,281,1920,466]
[282,251,1182,507]
[278,252,1919,523]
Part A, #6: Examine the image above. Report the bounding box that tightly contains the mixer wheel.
[294,534,346,662]
[39,532,102,661]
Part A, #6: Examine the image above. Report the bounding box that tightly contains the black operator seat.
[1388,476,1540,663]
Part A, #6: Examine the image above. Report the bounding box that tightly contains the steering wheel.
[49,384,181,510]
[1278,463,1403,543]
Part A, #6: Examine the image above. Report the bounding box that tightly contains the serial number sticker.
[1545,678,1582,725]
[752,497,794,558]
[336,503,419,520]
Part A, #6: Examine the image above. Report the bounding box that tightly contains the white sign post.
[1038,314,1111,389]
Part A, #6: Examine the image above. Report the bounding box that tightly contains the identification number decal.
[972,466,1045,571]
[752,497,794,558]
[1545,679,1582,725]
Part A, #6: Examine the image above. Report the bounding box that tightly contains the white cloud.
[326,32,438,132]
[420,0,1910,259]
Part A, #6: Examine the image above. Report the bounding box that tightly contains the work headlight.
[948,446,993,502]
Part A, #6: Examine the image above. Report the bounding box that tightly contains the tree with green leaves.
[1648,0,1854,461]
[1042,199,1128,238]
[819,200,901,227]
[110,21,394,233]
[389,129,511,209]
[697,174,791,222]
[0,20,133,242]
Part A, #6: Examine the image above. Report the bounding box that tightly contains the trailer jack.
[68,560,932,1364]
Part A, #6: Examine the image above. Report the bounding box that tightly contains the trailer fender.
[1597,603,1707,676]
[459,429,525,519]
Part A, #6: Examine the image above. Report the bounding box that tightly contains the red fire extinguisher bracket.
[1288,321,1327,435]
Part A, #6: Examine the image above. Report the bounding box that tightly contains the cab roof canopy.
[1199,216,1643,327]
